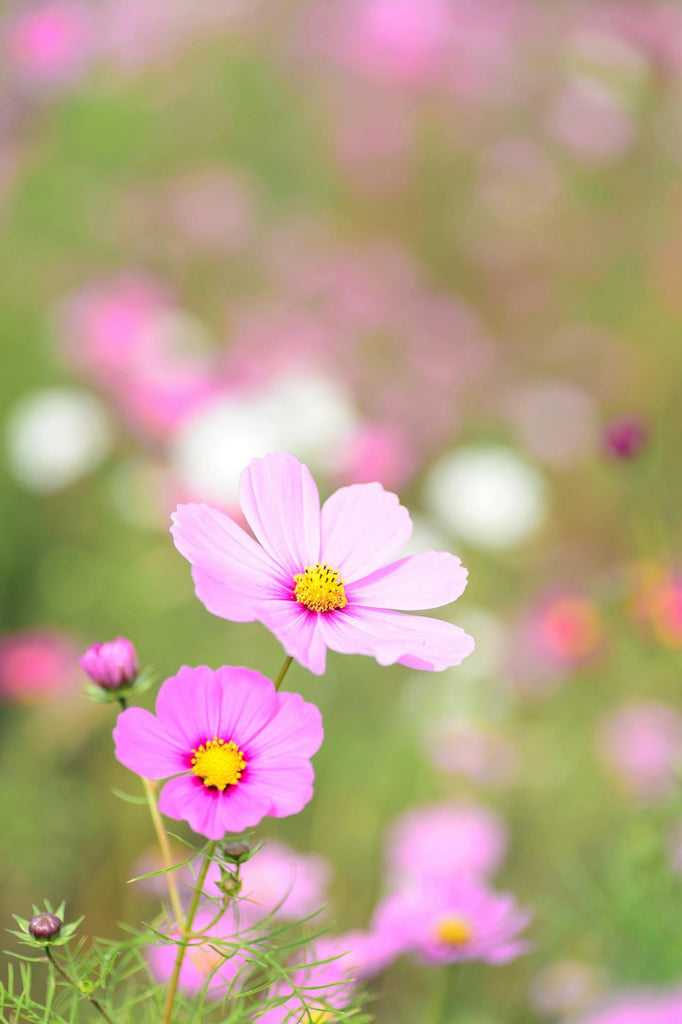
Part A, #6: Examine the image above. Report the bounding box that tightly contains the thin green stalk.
[141,777,186,927]
[45,947,116,1024]
[274,655,294,691]
[161,842,216,1024]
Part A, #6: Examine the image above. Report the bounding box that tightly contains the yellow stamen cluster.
[434,915,472,947]
[293,563,347,613]
[190,737,246,791]
[302,1012,334,1024]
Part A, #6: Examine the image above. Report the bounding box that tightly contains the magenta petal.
[348,551,469,610]
[239,452,321,574]
[258,600,328,675]
[158,775,273,839]
[244,762,316,819]
[319,607,475,671]
[214,666,279,746]
[248,691,324,763]
[155,665,225,748]
[320,483,412,582]
[113,708,187,779]
[171,503,286,621]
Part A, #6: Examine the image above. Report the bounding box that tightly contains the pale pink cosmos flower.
[204,839,330,922]
[573,987,682,1024]
[372,876,532,966]
[386,802,508,888]
[148,906,250,997]
[0,630,79,703]
[598,701,682,802]
[113,665,323,839]
[171,451,473,676]
[255,939,358,1023]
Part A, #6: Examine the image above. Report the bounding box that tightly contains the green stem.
[45,947,116,1024]
[141,777,185,927]
[274,655,294,691]
[161,842,216,1024]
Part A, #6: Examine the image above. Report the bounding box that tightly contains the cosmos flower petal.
[258,600,329,675]
[239,452,321,574]
[318,606,475,671]
[158,775,274,839]
[113,708,187,779]
[244,762,316,819]
[348,551,469,610]
[248,691,324,763]
[155,665,225,748]
[215,665,280,746]
[171,502,286,620]
[320,482,412,582]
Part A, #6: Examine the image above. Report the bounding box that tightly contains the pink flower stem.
[273,655,294,691]
[161,842,216,1024]
[141,778,185,927]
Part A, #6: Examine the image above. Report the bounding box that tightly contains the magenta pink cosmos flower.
[148,906,248,997]
[205,839,330,922]
[79,636,139,690]
[171,451,473,675]
[113,665,323,840]
[255,939,358,1023]
[386,802,508,887]
[373,877,531,966]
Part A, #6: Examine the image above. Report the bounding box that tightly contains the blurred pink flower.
[546,77,635,165]
[531,593,603,667]
[599,701,682,801]
[256,939,358,1023]
[79,636,139,690]
[630,563,682,649]
[3,1,97,86]
[334,422,416,490]
[604,416,649,459]
[205,840,330,922]
[172,451,473,676]
[0,630,79,703]
[113,665,323,838]
[148,906,249,997]
[574,987,682,1024]
[373,876,531,966]
[386,802,508,887]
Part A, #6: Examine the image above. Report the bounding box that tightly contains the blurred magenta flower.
[0,630,79,703]
[205,839,330,922]
[79,637,139,690]
[604,416,649,459]
[172,451,473,675]
[147,906,249,997]
[530,593,603,667]
[373,877,531,966]
[386,802,508,886]
[3,1,97,86]
[113,665,323,838]
[599,701,682,801]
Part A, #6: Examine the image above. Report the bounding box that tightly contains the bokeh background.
[2,1,682,1021]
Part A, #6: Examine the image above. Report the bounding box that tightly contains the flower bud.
[604,417,648,460]
[28,912,62,941]
[219,840,250,864]
[79,637,139,690]
[217,871,242,899]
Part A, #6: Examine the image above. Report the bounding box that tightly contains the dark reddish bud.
[220,841,250,864]
[29,913,62,941]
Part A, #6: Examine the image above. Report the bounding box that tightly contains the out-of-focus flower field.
[2,1,682,1022]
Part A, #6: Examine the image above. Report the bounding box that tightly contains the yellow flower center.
[293,563,347,613]
[300,1013,333,1024]
[190,737,246,791]
[435,915,473,947]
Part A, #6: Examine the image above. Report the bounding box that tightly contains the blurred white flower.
[170,371,359,504]
[6,388,112,492]
[423,445,547,550]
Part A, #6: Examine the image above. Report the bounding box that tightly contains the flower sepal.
[84,665,156,706]
[10,901,83,949]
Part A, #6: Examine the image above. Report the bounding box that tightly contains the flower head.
[373,877,532,966]
[604,416,648,460]
[80,636,139,690]
[113,665,323,839]
[171,451,473,675]
[29,913,61,941]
